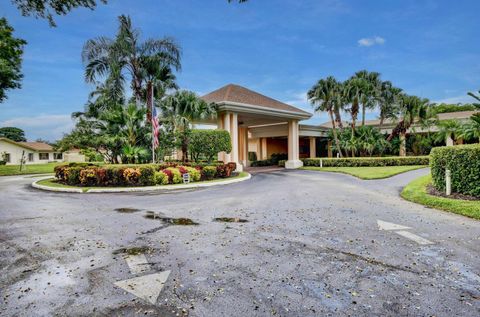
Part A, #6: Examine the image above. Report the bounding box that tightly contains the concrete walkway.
[0,168,479,316]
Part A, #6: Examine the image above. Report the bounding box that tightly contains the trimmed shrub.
[123,168,141,185]
[96,168,108,185]
[278,160,286,167]
[430,144,480,197]
[185,167,201,182]
[65,166,82,185]
[154,171,169,185]
[188,129,232,162]
[79,168,98,186]
[202,166,217,180]
[53,163,234,187]
[165,167,182,184]
[250,153,287,167]
[248,152,257,162]
[302,156,429,167]
[138,165,156,186]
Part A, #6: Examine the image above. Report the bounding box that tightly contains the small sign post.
[320,159,323,168]
[445,169,451,196]
[183,173,190,184]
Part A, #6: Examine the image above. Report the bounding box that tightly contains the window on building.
[28,153,34,162]
[53,153,63,160]
[4,153,10,163]
[39,153,49,160]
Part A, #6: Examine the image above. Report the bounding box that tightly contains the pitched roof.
[19,142,54,151]
[319,110,479,128]
[0,138,54,151]
[201,84,311,116]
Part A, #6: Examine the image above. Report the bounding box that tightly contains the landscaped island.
[53,162,239,187]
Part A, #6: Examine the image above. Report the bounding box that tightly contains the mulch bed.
[427,184,480,201]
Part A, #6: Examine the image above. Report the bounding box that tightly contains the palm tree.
[308,76,344,157]
[343,77,369,137]
[434,119,462,145]
[378,81,402,129]
[459,113,480,143]
[468,89,480,108]
[387,95,430,156]
[160,90,217,162]
[353,70,381,126]
[82,15,181,106]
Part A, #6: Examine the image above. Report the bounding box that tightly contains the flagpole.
[151,83,155,164]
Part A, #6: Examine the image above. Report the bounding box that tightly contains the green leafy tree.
[343,77,369,150]
[431,103,477,114]
[459,113,480,143]
[0,126,27,141]
[160,90,217,162]
[11,0,107,26]
[188,129,231,162]
[353,70,381,126]
[0,18,27,103]
[308,76,344,157]
[82,14,181,107]
[387,95,430,156]
[378,81,402,128]
[468,90,480,109]
[434,119,462,145]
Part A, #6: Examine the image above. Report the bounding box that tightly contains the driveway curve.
[0,169,479,316]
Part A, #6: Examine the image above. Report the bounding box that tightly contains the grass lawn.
[401,175,480,220]
[36,171,249,192]
[300,165,427,180]
[0,162,61,176]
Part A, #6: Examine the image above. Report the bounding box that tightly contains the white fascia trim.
[217,102,312,120]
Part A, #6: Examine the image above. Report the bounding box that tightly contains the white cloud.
[358,36,385,47]
[0,114,74,142]
[434,94,474,104]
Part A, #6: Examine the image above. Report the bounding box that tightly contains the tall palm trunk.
[379,114,385,130]
[334,107,343,129]
[361,103,366,126]
[329,111,343,158]
[146,81,153,123]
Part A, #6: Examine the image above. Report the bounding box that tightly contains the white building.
[0,138,85,165]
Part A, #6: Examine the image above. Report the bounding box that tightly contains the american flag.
[152,106,160,149]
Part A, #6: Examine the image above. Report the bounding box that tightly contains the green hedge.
[301,156,429,167]
[251,153,288,167]
[430,144,480,197]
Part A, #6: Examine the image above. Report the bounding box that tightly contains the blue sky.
[1,0,479,141]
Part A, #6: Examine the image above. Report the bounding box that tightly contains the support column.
[261,138,268,159]
[217,113,225,162]
[399,133,406,156]
[223,112,231,163]
[327,140,333,158]
[285,120,303,169]
[230,112,242,171]
[255,138,261,162]
[309,137,316,158]
[244,128,249,167]
[446,135,454,146]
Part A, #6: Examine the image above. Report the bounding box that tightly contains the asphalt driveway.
[0,168,479,316]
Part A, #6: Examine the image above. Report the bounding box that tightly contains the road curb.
[31,173,251,193]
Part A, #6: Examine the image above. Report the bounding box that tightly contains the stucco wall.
[266,138,287,157]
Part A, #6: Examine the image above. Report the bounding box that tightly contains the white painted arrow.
[395,231,433,245]
[377,220,411,231]
[114,270,171,305]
